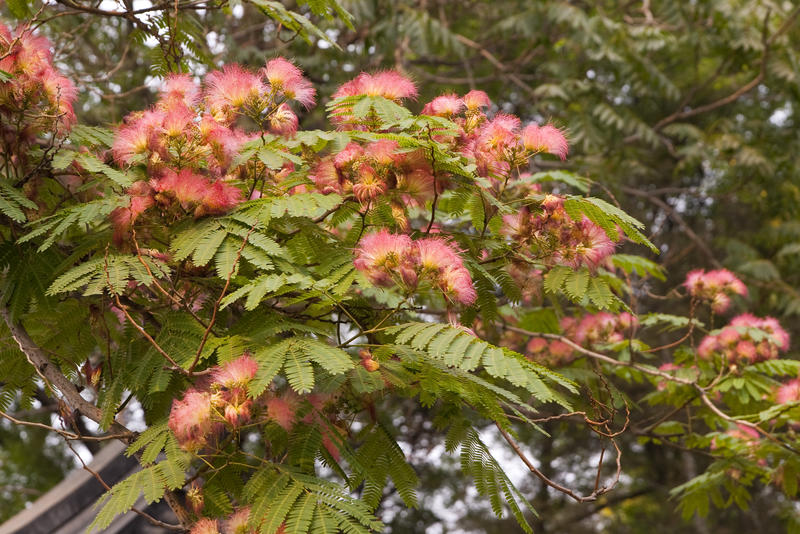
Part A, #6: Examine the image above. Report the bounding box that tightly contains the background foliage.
[2,1,800,533]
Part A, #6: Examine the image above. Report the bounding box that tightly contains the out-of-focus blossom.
[521,123,569,160]
[684,269,748,313]
[697,313,789,363]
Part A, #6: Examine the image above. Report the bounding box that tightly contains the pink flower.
[521,123,569,160]
[112,110,165,165]
[153,168,208,206]
[463,90,490,110]
[364,139,399,165]
[415,237,463,272]
[310,158,342,194]
[224,508,253,534]
[110,181,155,243]
[697,336,718,359]
[422,94,465,117]
[223,401,252,427]
[268,102,298,136]
[354,230,415,287]
[697,314,789,363]
[333,142,365,170]
[575,218,615,270]
[776,379,800,404]
[153,169,241,215]
[40,68,76,125]
[439,265,477,305]
[205,65,265,118]
[161,105,194,138]
[758,316,790,350]
[735,340,757,363]
[333,70,418,101]
[548,340,574,361]
[213,354,258,389]
[168,389,214,449]
[266,395,299,431]
[199,180,243,216]
[415,238,476,305]
[352,164,386,203]
[263,57,316,109]
[190,518,221,534]
[160,73,199,108]
[526,338,548,354]
[684,269,704,293]
[683,269,748,313]
[395,167,436,202]
[478,113,520,150]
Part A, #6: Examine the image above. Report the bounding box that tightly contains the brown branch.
[453,34,539,100]
[189,224,256,372]
[505,325,800,454]
[1,305,192,528]
[621,186,721,268]
[0,409,130,441]
[495,422,622,503]
[0,306,130,436]
[649,7,800,132]
[131,229,210,331]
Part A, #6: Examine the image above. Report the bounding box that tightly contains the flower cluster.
[189,508,270,534]
[697,314,790,364]
[684,268,748,313]
[310,138,438,208]
[168,354,344,464]
[775,379,800,404]
[417,89,568,180]
[110,59,315,240]
[330,70,418,128]
[319,71,566,209]
[0,22,76,142]
[168,354,258,451]
[353,229,477,305]
[503,195,616,270]
[526,312,637,366]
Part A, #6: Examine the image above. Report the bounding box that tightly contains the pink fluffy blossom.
[776,379,800,404]
[463,90,490,110]
[224,508,253,534]
[697,313,789,363]
[110,181,155,243]
[574,217,616,270]
[352,164,386,203]
[153,168,242,216]
[212,354,258,389]
[168,389,214,449]
[683,269,748,313]
[112,110,165,165]
[190,518,221,534]
[0,24,77,131]
[266,395,299,431]
[353,230,415,287]
[205,65,265,118]
[160,73,200,108]
[333,70,418,101]
[263,57,316,109]
[333,142,365,170]
[268,102,299,136]
[309,158,342,194]
[364,139,399,165]
[415,237,476,305]
[422,94,465,117]
[521,123,569,160]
